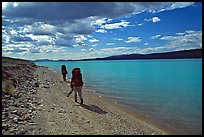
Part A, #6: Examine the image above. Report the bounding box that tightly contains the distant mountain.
[31,59,52,62]
[32,48,202,62]
[31,59,73,62]
[80,48,202,61]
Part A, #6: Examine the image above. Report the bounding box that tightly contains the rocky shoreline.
[2,57,44,135]
[2,57,167,135]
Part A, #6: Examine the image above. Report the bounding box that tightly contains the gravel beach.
[2,57,168,135]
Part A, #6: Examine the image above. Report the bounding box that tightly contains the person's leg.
[63,74,66,81]
[77,86,83,104]
[67,89,73,97]
[73,87,77,102]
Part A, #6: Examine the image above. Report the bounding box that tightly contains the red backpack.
[71,68,83,87]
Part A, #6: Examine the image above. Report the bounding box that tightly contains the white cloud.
[92,44,97,47]
[93,18,107,26]
[113,38,123,41]
[74,35,87,43]
[138,46,170,54]
[81,49,87,52]
[101,47,127,52]
[106,43,115,46]
[160,30,202,49]
[157,2,195,12]
[26,34,54,46]
[89,48,95,52]
[144,43,148,46]
[96,29,107,33]
[93,18,112,26]
[125,37,141,43]
[176,32,185,36]
[2,2,197,60]
[138,23,144,26]
[145,16,161,23]
[2,2,8,9]
[73,35,89,46]
[185,30,195,34]
[152,17,161,22]
[89,38,99,43]
[151,34,161,39]
[87,35,93,38]
[100,20,130,30]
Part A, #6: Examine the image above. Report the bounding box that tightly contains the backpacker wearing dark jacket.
[61,65,68,82]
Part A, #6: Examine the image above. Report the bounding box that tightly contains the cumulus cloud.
[92,18,112,26]
[149,30,202,53]
[125,37,141,43]
[145,16,161,23]
[96,29,107,33]
[89,38,99,43]
[151,34,161,39]
[138,23,144,26]
[156,2,195,12]
[100,20,130,30]
[106,43,115,46]
[2,2,196,59]
[144,43,148,46]
[113,38,123,41]
[152,17,161,22]
[129,30,202,55]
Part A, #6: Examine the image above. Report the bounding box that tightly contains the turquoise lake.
[35,59,202,134]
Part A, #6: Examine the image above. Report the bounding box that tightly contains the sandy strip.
[30,66,168,135]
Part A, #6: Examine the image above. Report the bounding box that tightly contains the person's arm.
[71,76,74,88]
[80,73,84,86]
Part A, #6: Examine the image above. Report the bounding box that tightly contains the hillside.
[33,48,202,62]
[81,48,202,61]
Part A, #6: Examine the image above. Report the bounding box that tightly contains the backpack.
[71,68,83,87]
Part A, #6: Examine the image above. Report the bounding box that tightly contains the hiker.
[61,65,68,82]
[67,68,84,104]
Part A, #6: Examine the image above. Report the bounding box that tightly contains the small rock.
[2,124,9,131]
[28,122,37,125]
[13,116,20,124]
[38,107,43,111]
[58,108,65,113]
[37,100,43,105]
[15,129,26,135]
[43,85,50,88]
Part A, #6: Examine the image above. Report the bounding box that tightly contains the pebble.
[2,124,9,131]
[34,82,39,87]
[43,85,50,88]
[13,116,20,124]
[15,129,26,135]
[37,100,43,105]
[38,107,43,111]
[58,108,66,113]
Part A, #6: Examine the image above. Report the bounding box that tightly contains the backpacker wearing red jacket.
[70,68,84,104]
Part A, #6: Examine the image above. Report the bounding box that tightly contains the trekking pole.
[67,88,73,97]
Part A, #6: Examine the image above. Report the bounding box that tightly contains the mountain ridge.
[32,48,202,62]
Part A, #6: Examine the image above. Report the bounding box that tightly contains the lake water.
[35,59,202,134]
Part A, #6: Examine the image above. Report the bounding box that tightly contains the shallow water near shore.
[35,59,202,135]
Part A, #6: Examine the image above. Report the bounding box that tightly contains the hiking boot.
[80,99,83,105]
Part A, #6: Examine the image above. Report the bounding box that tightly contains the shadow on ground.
[74,103,108,114]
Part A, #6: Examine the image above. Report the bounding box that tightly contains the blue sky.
[2,2,202,60]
